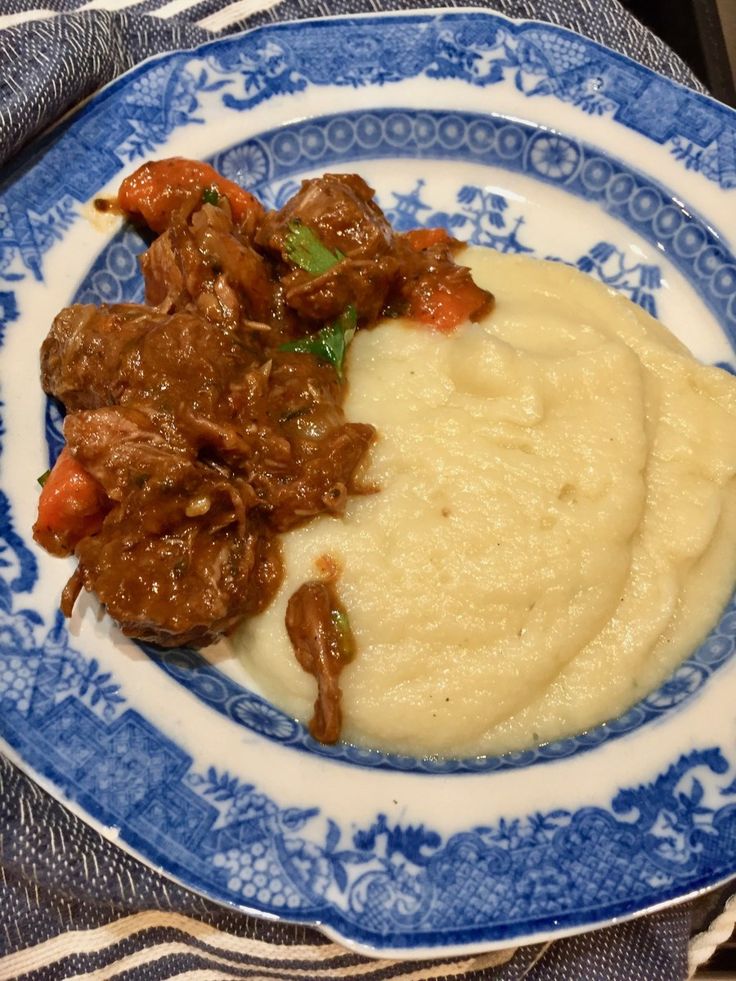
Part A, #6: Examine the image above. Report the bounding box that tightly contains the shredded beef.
[285,578,354,744]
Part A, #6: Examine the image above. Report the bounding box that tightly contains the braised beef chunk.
[257,174,399,326]
[142,204,274,325]
[35,160,493,739]
[283,256,399,326]
[264,421,376,531]
[113,312,258,419]
[41,305,156,410]
[43,306,261,428]
[238,353,376,529]
[63,405,282,647]
[75,503,276,649]
[74,476,274,648]
[256,174,394,262]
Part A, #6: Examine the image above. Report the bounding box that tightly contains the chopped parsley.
[37,470,50,488]
[202,185,220,206]
[284,220,344,276]
[280,306,357,380]
[331,606,355,662]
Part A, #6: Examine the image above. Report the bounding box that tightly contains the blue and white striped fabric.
[0,1,731,978]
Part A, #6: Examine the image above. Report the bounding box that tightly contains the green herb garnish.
[280,305,357,379]
[37,470,50,488]
[202,185,220,206]
[331,606,355,663]
[284,220,344,276]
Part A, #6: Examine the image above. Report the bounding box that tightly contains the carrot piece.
[33,447,109,557]
[408,276,494,333]
[117,158,264,233]
[404,227,453,251]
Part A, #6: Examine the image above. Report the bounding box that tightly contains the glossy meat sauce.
[34,161,492,741]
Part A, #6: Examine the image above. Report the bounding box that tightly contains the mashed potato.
[236,248,736,757]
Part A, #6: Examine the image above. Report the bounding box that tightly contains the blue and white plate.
[2,9,736,958]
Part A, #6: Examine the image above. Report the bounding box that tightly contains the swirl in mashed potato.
[237,248,736,758]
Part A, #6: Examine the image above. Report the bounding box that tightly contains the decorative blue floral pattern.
[200,14,736,189]
[548,241,663,317]
[0,496,124,727]
[0,290,18,344]
[384,180,535,257]
[188,745,736,941]
[5,631,736,947]
[2,11,736,952]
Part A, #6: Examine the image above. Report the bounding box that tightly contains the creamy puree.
[237,248,736,757]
